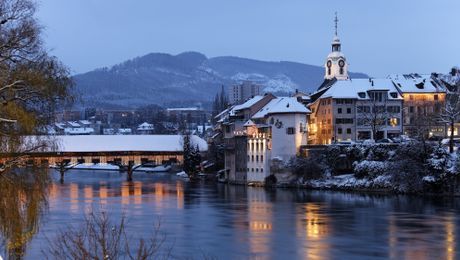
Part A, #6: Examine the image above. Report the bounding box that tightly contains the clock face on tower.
[327,60,332,68]
[339,60,345,67]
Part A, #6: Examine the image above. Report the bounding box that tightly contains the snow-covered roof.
[166,107,200,111]
[252,97,310,119]
[137,122,154,130]
[244,119,256,126]
[67,121,81,127]
[79,120,91,125]
[64,127,94,135]
[214,106,233,119]
[318,79,403,100]
[55,123,66,130]
[230,95,264,115]
[118,128,132,134]
[51,135,208,153]
[389,74,446,93]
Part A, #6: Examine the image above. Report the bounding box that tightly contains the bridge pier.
[126,161,134,182]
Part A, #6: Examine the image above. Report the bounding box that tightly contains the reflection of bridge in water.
[2,135,208,181]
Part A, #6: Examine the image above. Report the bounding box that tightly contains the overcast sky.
[37,0,459,77]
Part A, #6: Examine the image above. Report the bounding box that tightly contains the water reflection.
[247,188,272,257]
[16,170,460,259]
[0,168,49,258]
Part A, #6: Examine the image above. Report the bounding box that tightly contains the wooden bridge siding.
[1,152,184,166]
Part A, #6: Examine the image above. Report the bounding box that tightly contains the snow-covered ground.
[302,174,393,190]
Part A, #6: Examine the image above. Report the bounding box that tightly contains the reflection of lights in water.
[99,184,108,205]
[297,203,329,260]
[154,183,164,199]
[247,188,272,256]
[134,182,142,205]
[121,183,130,205]
[48,183,59,207]
[445,214,455,260]
[250,221,272,231]
[83,185,93,213]
[388,213,397,260]
[176,182,184,209]
[306,204,327,239]
[70,183,79,213]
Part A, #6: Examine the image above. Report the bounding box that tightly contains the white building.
[324,14,348,81]
[137,122,154,134]
[245,97,309,182]
[219,94,309,184]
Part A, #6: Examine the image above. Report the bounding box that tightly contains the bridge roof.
[50,135,208,153]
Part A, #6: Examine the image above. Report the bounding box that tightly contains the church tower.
[324,13,348,80]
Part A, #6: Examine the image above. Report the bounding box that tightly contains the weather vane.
[334,12,339,36]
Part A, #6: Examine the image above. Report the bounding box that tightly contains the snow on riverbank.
[302,174,393,190]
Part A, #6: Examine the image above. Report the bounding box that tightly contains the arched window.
[328,68,331,75]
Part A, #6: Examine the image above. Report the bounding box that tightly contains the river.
[8,170,460,259]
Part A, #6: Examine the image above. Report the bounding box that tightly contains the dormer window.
[389,92,398,98]
[358,92,366,98]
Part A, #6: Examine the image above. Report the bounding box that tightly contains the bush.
[288,156,324,180]
[353,160,386,179]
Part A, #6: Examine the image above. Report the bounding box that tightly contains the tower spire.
[334,12,338,36]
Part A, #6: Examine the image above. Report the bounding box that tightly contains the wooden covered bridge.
[1,135,208,181]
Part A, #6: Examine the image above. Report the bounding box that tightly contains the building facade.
[219,95,309,184]
[229,81,262,105]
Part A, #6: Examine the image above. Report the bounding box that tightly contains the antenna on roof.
[334,12,339,36]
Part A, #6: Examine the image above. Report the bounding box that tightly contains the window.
[327,119,331,124]
[327,129,332,134]
[369,91,386,102]
[338,108,342,114]
[358,92,366,98]
[347,128,352,134]
[388,118,400,126]
[256,155,259,162]
[434,94,438,101]
[340,67,344,74]
[261,155,263,162]
[336,118,354,124]
[338,128,343,134]
[357,118,367,126]
[357,106,370,113]
[347,108,351,114]
[251,155,254,162]
[387,106,401,113]
[286,127,295,135]
[389,92,398,98]
[409,106,414,113]
[372,106,385,113]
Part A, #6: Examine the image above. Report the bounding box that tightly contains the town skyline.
[38,0,459,77]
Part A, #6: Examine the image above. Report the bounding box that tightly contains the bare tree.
[439,93,460,153]
[0,0,72,171]
[43,211,172,260]
[357,96,398,140]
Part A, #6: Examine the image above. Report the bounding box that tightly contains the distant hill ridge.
[73,51,368,108]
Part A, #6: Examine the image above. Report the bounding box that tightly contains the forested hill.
[73,51,368,108]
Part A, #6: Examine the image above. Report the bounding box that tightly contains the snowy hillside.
[73,51,368,108]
